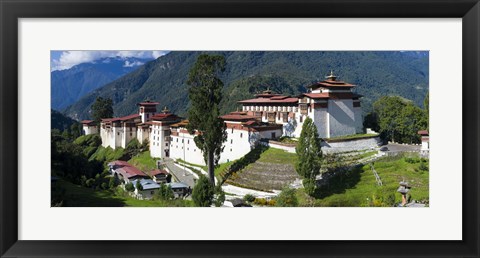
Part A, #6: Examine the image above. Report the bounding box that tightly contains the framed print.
[1,0,479,257]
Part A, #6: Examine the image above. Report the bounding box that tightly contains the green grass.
[357,151,378,160]
[299,155,429,207]
[227,147,299,191]
[129,151,158,174]
[326,133,378,142]
[176,158,204,169]
[55,179,193,207]
[256,147,298,165]
[213,161,234,177]
[89,146,124,162]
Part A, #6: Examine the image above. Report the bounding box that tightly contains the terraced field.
[226,148,299,192]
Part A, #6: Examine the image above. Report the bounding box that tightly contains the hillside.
[63,51,429,120]
[51,109,79,131]
[51,57,153,110]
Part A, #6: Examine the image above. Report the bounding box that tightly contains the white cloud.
[123,60,144,67]
[51,50,169,71]
[152,51,169,59]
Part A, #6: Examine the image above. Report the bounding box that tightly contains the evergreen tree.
[295,117,322,196]
[91,97,113,123]
[186,54,228,186]
[192,175,214,207]
[135,180,143,191]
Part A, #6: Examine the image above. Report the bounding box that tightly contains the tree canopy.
[186,54,228,186]
[91,97,113,123]
[368,96,428,143]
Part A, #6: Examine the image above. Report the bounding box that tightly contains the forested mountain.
[63,51,428,120]
[51,109,80,131]
[51,57,153,110]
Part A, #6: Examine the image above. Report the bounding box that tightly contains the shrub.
[275,187,298,207]
[125,182,135,192]
[243,194,256,203]
[419,161,428,172]
[108,177,117,189]
[192,175,214,207]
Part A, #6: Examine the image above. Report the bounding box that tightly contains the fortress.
[82,72,363,166]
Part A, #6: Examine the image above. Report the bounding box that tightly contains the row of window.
[243,105,298,112]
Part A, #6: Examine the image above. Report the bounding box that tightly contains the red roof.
[101,114,140,123]
[238,97,298,104]
[108,160,148,179]
[308,79,356,88]
[220,113,258,121]
[81,120,96,125]
[137,102,160,106]
[303,93,329,99]
[243,120,259,126]
[418,130,429,135]
[150,169,169,176]
[303,92,362,99]
[151,113,178,121]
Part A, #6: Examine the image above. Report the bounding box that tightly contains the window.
[272,132,276,139]
[231,128,234,133]
[188,140,190,144]
[231,139,233,144]
[283,113,288,122]
[166,143,168,147]
[117,132,119,136]
[130,133,132,137]
[300,115,303,123]
[182,139,184,143]
[230,148,232,152]
[240,133,243,138]
[176,138,178,142]
[151,191,154,194]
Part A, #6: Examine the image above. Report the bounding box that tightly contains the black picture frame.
[1,0,479,257]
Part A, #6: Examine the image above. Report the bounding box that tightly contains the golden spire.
[326,70,337,81]
[162,106,170,114]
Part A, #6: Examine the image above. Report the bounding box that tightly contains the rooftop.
[131,178,161,190]
[307,71,356,89]
[101,114,141,123]
[137,101,160,106]
[108,160,148,179]
[220,112,258,122]
[238,96,299,104]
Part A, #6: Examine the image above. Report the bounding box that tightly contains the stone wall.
[321,136,381,153]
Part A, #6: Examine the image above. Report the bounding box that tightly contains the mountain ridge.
[62,51,429,120]
[51,56,154,110]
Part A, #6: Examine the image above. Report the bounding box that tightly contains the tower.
[138,100,159,123]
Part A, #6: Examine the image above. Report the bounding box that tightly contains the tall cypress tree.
[295,117,322,196]
[186,54,228,186]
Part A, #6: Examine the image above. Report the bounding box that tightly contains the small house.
[131,178,161,200]
[150,169,171,184]
[166,182,190,198]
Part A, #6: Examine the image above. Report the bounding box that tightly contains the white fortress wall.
[354,106,363,133]
[327,99,356,138]
[169,132,206,166]
[312,106,329,138]
[219,127,252,164]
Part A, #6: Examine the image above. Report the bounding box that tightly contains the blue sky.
[50,50,169,71]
